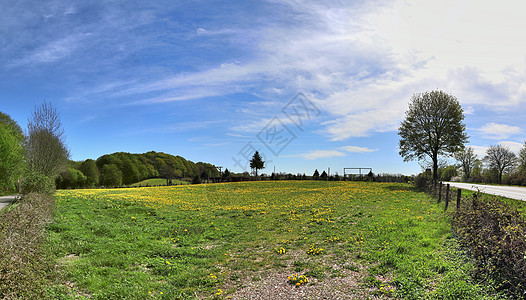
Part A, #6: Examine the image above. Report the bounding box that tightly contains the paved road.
[0,195,20,210]
[444,182,526,201]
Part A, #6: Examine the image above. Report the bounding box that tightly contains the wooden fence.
[428,181,473,212]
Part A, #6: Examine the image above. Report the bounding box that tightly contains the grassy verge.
[48,181,498,299]
[0,193,63,299]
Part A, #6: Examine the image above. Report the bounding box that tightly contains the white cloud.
[339,146,377,153]
[471,145,488,158]
[478,123,522,140]
[289,150,346,160]
[287,145,376,160]
[470,141,524,158]
[498,141,524,153]
[34,0,526,144]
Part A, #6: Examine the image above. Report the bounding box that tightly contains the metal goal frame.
[343,168,373,179]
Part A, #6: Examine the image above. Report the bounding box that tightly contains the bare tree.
[454,147,478,181]
[484,145,517,184]
[25,101,70,178]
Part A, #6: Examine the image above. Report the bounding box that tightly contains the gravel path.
[443,182,526,201]
[0,195,20,210]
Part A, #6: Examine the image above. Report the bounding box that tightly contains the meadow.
[131,178,189,187]
[47,181,496,299]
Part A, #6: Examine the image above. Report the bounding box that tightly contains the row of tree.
[56,151,220,189]
[0,102,69,194]
[450,144,526,185]
[1,103,221,191]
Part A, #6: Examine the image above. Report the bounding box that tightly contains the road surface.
[0,195,19,210]
[444,182,526,201]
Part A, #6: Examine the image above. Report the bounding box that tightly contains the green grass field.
[47,181,497,299]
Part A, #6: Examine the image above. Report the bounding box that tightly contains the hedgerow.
[452,194,526,298]
[0,194,62,299]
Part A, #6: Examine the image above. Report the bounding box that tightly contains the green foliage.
[398,90,468,181]
[249,151,265,178]
[452,194,526,298]
[0,123,25,192]
[56,167,87,189]
[0,112,25,192]
[79,159,99,187]
[90,151,218,188]
[313,169,320,180]
[413,171,432,191]
[100,164,123,187]
[518,141,526,172]
[440,165,458,181]
[21,171,55,195]
[454,147,478,181]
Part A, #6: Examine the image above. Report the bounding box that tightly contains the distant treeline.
[56,151,219,189]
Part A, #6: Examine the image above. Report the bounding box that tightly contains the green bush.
[413,172,431,191]
[21,172,55,195]
[452,194,526,298]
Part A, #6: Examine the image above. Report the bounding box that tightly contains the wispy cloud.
[287,145,376,160]
[133,120,223,135]
[288,150,346,160]
[339,146,378,153]
[477,123,521,140]
[7,33,90,68]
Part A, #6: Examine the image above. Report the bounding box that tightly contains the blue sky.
[1,0,526,176]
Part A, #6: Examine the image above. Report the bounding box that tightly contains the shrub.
[452,194,526,298]
[413,172,431,191]
[21,171,55,195]
[0,193,60,298]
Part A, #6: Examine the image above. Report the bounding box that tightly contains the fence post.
[456,188,461,210]
[444,184,450,211]
[438,183,442,203]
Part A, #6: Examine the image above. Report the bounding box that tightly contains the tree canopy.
[52,151,221,188]
[454,146,478,181]
[398,90,468,181]
[484,145,517,184]
[0,112,25,192]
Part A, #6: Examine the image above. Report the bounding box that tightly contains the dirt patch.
[226,270,381,299]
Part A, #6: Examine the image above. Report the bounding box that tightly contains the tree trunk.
[432,153,439,183]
